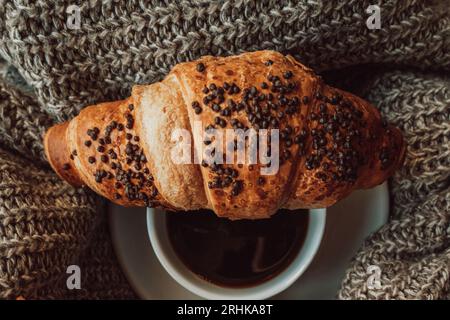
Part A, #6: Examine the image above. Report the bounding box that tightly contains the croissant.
[44,51,405,220]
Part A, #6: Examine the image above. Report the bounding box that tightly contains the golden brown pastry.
[44,50,405,220]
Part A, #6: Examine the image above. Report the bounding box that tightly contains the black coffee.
[166,209,309,287]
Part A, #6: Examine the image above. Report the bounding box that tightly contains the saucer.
[109,182,388,299]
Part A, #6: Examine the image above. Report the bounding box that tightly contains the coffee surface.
[167,209,309,287]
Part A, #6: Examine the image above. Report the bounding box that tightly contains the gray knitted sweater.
[0,0,448,299]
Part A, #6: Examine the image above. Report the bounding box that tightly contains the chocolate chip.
[222,176,233,187]
[330,96,339,105]
[290,97,300,106]
[220,107,231,117]
[192,101,200,109]
[231,180,243,196]
[231,84,240,94]
[257,176,265,185]
[62,163,70,170]
[283,70,293,79]
[108,150,117,160]
[88,156,96,164]
[194,106,202,114]
[196,63,205,72]
[212,103,221,112]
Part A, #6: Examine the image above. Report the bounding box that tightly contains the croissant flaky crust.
[44,51,405,220]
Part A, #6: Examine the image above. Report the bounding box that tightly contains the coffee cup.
[147,208,326,300]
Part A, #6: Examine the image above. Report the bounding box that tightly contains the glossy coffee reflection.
[167,209,309,287]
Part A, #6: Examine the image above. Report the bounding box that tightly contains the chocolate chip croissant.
[44,50,405,220]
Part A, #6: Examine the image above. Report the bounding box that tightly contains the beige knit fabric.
[0,78,136,299]
[0,0,448,299]
[335,68,450,299]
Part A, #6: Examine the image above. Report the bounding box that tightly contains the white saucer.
[109,182,388,299]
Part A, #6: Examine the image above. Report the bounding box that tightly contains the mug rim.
[146,208,326,300]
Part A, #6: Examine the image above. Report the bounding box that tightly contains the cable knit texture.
[0,0,448,299]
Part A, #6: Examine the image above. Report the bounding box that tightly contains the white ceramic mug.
[147,208,326,300]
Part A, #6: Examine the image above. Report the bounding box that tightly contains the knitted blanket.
[0,0,448,299]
